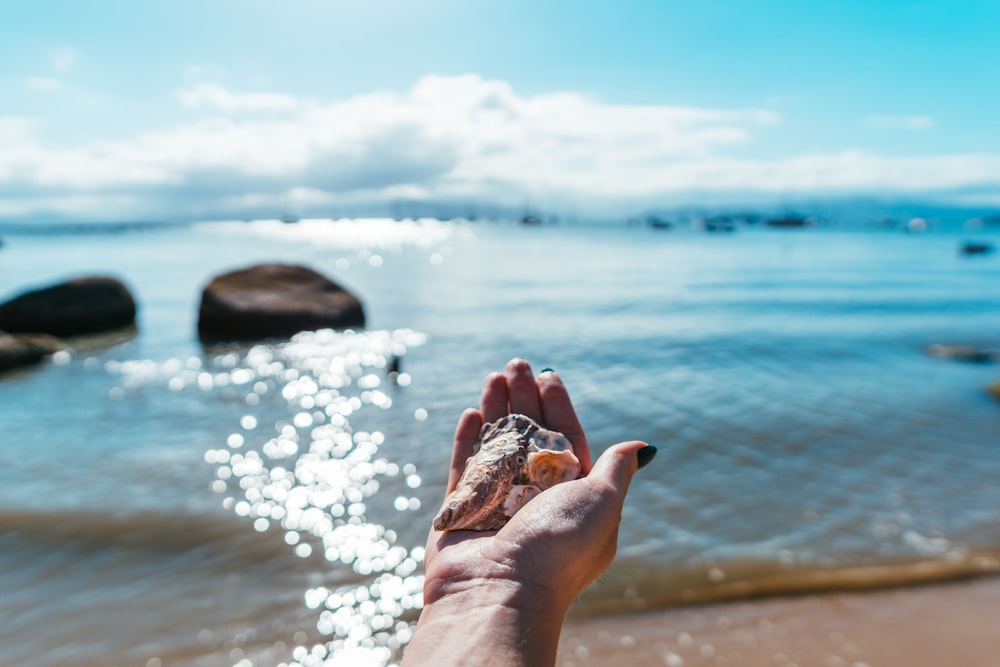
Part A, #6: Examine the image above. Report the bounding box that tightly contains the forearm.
[401,581,568,667]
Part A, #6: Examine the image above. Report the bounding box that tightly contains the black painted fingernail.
[540,367,554,374]
[637,445,657,469]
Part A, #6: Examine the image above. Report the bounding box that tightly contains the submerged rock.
[433,414,581,531]
[961,241,995,256]
[0,276,137,337]
[989,382,1000,403]
[197,263,365,343]
[925,344,998,364]
[0,333,66,374]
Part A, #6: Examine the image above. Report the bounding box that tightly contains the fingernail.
[540,367,555,374]
[636,445,657,469]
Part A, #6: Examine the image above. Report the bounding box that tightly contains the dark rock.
[0,276,137,337]
[0,333,66,374]
[703,215,736,233]
[989,382,1000,403]
[961,240,995,256]
[765,215,811,228]
[198,264,365,342]
[925,344,998,364]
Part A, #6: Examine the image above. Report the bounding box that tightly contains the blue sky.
[2,0,999,222]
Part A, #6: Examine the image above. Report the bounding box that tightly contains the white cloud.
[0,116,43,151]
[50,47,79,73]
[868,114,934,130]
[20,48,79,96]
[1,75,997,222]
[24,76,62,92]
[177,83,302,112]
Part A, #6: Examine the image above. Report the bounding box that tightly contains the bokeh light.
[113,328,431,666]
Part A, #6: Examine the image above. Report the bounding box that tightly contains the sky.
[2,0,999,223]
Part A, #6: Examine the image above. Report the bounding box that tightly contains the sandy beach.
[558,576,1000,667]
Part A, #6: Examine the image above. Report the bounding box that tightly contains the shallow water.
[1,219,999,666]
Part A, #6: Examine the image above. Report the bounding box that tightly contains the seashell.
[432,414,581,531]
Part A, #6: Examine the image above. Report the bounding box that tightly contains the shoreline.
[558,575,1000,666]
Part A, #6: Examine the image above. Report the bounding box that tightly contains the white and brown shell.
[432,414,581,531]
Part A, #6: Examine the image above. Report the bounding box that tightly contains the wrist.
[403,579,569,667]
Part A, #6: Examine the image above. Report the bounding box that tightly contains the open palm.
[422,359,646,611]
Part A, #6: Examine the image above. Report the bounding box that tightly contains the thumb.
[586,440,654,498]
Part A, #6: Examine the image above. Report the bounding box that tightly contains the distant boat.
[280,214,299,224]
[520,214,541,226]
[702,215,736,233]
[869,217,898,230]
[765,215,810,228]
[646,216,671,230]
[961,240,995,256]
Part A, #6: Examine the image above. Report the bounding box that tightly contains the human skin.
[401,359,651,667]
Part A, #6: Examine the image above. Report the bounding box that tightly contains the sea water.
[1,219,999,667]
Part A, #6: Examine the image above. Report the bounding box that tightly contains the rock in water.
[0,333,66,374]
[988,382,1000,403]
[0,276,136,337]
[197,264,365,343]
[433,414,581,531]
[925,344,997,364]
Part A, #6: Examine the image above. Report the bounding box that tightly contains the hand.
[402,359,652,667]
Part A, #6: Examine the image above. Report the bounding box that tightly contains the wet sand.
[558,576,1000,667]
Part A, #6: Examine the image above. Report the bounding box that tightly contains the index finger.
[537,370,593,475]
[446,408,483,493]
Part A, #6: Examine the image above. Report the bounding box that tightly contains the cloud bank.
[2,74,999,222]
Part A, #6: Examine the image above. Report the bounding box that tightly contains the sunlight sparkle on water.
[199,329,428,666]
[98,327,431,666]
[207,217,470,251]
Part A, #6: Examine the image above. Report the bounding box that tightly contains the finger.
[505,358,543,420]
[447,408,483,493]
[586,441,650,499]
[537,370,593,475]
[480,372,509,424]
